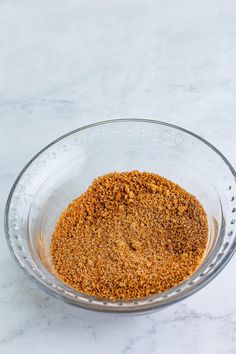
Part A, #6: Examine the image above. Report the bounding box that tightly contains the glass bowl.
[4,119,236,313]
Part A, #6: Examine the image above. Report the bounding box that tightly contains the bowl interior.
[6,120,236,312]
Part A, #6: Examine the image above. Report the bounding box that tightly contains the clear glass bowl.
[4,119,236,313]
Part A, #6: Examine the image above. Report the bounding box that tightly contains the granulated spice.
[50,171,208,299]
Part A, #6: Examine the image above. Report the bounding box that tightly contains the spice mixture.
[50,171,208,299]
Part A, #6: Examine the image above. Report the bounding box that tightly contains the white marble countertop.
[1,0,236,353]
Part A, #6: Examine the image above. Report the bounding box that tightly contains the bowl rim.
[4,118,236,313]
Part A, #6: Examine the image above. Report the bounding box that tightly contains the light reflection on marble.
[0,0,236,353]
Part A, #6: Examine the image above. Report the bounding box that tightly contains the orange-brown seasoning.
[50,171,208,299]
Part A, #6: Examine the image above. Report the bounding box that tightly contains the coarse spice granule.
[50,171,208,300]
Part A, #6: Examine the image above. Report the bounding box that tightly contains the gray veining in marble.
[0,0,236,353]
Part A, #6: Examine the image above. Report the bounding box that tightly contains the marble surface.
[1,0,236,353]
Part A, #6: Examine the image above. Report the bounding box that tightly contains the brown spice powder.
[50,171,208,299]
